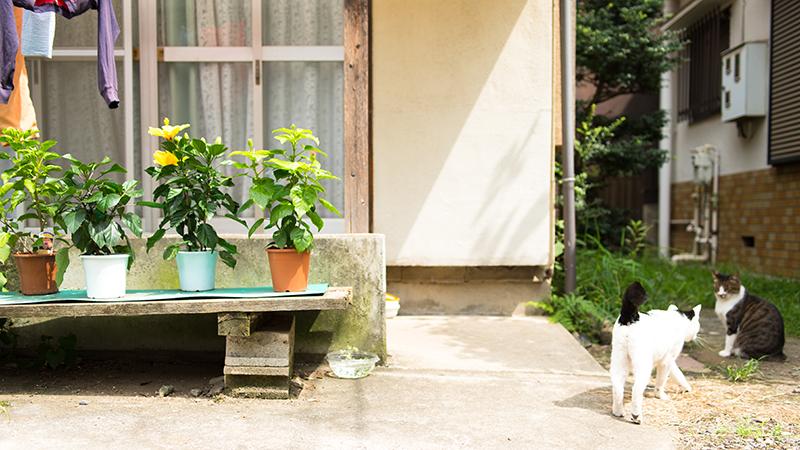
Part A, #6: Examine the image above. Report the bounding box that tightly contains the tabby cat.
[713,272,785,360]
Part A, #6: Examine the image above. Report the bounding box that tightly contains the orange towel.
[0,8,37,131]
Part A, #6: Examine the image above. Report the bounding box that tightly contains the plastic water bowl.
[326,350,380,379]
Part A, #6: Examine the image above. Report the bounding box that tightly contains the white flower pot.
[176,251,217,292]
[81,254,130,299]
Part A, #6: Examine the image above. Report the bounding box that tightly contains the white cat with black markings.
[610,282,701,424]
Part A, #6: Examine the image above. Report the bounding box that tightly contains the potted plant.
[229,125,340,292]
[143,118,240,291]
[54,155,143,299]
[0,128,64,295]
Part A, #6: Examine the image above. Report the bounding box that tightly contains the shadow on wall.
[374,0,551,265]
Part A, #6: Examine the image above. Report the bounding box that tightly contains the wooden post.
[344,0,371,233]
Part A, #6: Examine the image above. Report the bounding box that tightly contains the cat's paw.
[611,409,624,418]
[657,390,670,400]
[630,414,642,425]
[718,350,731,357]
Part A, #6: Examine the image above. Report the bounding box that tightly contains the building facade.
[12,0,559,314]
[662,0,800,277]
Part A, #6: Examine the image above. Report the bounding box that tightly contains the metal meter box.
[721,41,768,122]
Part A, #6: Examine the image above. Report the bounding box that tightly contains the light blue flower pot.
[176,251,217,292]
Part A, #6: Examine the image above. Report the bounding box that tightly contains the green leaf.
[146,228,166,251]
[85,191,104,203]
[307,210,324,231]
[269,203,294,227]
[100,163,127,176]
[197,223,218,250]
[219,251,237,269]
[249,181,275,209]
[163,244,180,261]
[248,218,265,238]
[290,227,313,252]
[55,247,71,287]
[96,193,122,213]
[62,210,87,234]
[237,198,254,215]
[138,200,163,209]
[123,213,143,237]
[319,198,341,217]
[217,238,237,255]
[290,185,310,218]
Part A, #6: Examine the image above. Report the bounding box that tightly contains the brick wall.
[671,165,800,277]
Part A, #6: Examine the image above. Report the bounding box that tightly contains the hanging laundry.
[2,0,120,109]
[21,9,55,58]
[0,8,37,131]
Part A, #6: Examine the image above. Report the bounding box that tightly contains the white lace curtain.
[158,0,344,218]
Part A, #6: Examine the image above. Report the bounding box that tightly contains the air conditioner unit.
[721,41,768,122]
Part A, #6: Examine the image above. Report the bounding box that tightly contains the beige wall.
[671,0,770,183]
[372,0,554,266]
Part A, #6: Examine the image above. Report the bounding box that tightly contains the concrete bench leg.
[217,312,294,399]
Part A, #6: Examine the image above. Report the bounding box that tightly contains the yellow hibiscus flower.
[148,118,190,141]
[153,150,179,166]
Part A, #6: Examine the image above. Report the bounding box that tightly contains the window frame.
[138,0,364,235]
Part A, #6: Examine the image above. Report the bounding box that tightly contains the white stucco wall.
[670,0,770,183]
[372,0,554,266]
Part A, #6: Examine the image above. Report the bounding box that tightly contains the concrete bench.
[0,287,352,399]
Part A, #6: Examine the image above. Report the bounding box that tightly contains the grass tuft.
[724,358,761,382]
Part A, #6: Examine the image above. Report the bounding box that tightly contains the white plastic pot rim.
[80,254,130,260]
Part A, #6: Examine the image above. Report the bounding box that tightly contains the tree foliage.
[577,0,682,106]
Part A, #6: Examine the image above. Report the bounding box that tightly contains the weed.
[0,400,10,416]
[734,418,784,439]
[725,359,761,382]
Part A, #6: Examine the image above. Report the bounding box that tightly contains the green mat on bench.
[0,283,329,305]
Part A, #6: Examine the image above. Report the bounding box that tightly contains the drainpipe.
[560,0,577,293]
[658,71,672,258]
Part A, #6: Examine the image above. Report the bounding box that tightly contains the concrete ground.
[0,316,674,449]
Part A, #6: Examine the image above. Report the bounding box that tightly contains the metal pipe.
[560,0,577,293]
[658,71,672,258]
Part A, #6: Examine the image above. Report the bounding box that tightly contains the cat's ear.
[693,304,702,315]
[712,270,720,279]
[668,304,678,311]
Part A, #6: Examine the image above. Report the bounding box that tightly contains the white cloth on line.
[21,10,55,59]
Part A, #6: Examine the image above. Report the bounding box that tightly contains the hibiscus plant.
[143,118,241,268]
[229,125,340,253]
[0,128,63,254]
[53,154,144,279]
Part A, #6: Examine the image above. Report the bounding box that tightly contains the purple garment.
[2,0,120,109]
[1,0,18,104]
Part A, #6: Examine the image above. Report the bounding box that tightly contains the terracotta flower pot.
[267,248,310,292]
[14,253,58,295]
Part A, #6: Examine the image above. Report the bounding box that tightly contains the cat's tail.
[618,282,648,325]
[621,281,648,313]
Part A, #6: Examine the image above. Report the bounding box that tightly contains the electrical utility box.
[721,42,768,122]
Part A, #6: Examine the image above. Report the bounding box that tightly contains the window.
[676,7,730,123]
[29,0,349,233]
[768,0,800,164]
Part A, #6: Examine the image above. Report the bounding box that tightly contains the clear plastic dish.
[326,350,380,379]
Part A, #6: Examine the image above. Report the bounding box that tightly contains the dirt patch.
[586,311,800,449]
